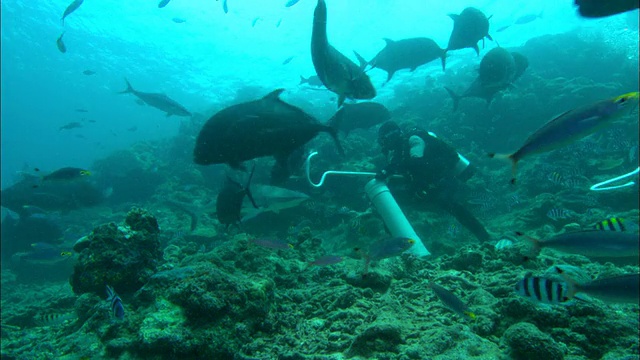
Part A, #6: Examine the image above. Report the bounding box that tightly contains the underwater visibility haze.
[1,0,639,359]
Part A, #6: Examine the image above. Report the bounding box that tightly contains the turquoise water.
[1,1,638,359]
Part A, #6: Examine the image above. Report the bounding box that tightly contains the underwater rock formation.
[69,207,162,295]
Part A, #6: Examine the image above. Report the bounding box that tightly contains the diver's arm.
[408,135,426,158]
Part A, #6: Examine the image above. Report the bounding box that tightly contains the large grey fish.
[556,267,639,304]
[311,0,376,107]
[446,7,493,56]
[216,167,258,228]
[118,79,192,117]
[61,0,84,25]
[193,89,344,171]
[355,37,446,83]
[444,51,528,111]
[575,0,639,18]
[477,47,515,88]
[327,102,391,136]
[489,92,639,184]
[517,230,639,259]
[240,184,310,223]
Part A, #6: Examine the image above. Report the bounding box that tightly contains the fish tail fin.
[118,78,134,94]
[444,87,461,111]
[353,50,368,70]
[554,266,579,301]
[323,124,345,156]
[440,50,447,72]
[245,164,259,209]
[299,75,308,85]
[487,152,519,185]
[515,231,541,257]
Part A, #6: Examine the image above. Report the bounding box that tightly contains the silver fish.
[489,92,639,184]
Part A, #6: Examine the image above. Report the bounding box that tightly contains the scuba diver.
[375,121,492,242]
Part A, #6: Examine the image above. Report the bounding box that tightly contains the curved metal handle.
[590,167,639,191]
[305,151,377,188]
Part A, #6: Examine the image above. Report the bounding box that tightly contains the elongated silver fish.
[489,92,639,184]
[517,230,639,259]
[556,267,639,304]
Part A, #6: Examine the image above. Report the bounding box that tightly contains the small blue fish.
[252,17,260,27]
[282,56,295,65]
[222,0,228,14]
[106,285,125,320]
[276,18,283,27]
[172,17,186,24]
[285,0,301,7]
[158,0,170,8]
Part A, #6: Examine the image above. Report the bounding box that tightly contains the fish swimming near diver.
[428,281,476,319]
[574,0,639,18]
[327,102,391,136]
[555,267,640,304]
[515,272,572,305]
[516,230,639,259]
[56,32,67,53]
[446,7,493,56]
[355,37,446,83]
[445,50,528,111]
[61,0,84,25]
[216,166,259,228]
[240,184,310,223]
[193,88,344,174]
[311,0,376,107]
[118,78,192,117]
[489,92,639,184]
[356,236,415,275]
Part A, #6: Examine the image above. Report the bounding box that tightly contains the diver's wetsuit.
[378,127,491,242]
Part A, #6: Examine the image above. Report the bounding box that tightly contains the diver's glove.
[375,169,390,181]
[376,164,400,181]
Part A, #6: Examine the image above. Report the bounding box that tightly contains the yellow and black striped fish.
[593,217,626,231]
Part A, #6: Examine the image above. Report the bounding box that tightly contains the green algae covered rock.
[69,208,162,296]
[503,322,564,360]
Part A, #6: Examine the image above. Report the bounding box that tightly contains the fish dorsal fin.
[263,89,285,101]
[448,13,459,22]
[382,38,395,46]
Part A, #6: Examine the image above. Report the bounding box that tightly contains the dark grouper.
[355,37,446,83]
[446,7,493,56]
[118,78,191,117]
[311,0,376,107]
[194,89,344,171]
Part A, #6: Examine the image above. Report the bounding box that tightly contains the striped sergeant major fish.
[515,272,571,305]
[106,285,125,320]
[489,92,639,184]
[592,217,638,232]
[555,267,640,305]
